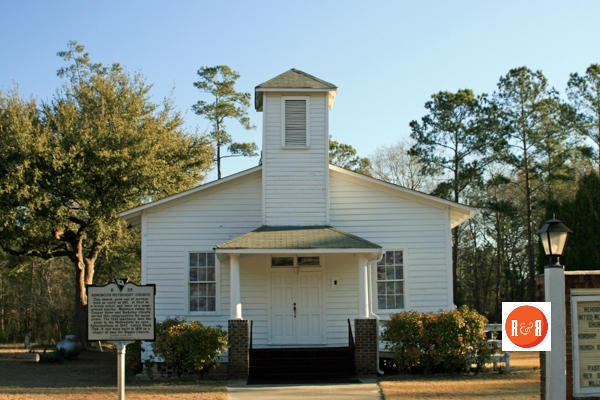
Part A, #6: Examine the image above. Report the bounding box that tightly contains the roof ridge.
[289,69,338,88]
[255,69,337,89]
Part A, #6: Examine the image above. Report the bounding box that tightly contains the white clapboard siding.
[329,169,454,315]
[324,253,360,346]
[239,255,269,346]
[263,92,329,225]
[143,172,262,329]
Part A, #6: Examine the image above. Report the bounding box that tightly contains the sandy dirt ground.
[0,348,227,400]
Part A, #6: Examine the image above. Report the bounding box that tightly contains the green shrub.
[125,341,143,378]
[39,347,65,363]
[382,305,492,374]
[152,317,228,378]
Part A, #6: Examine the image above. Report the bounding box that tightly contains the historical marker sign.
[87,279,156,341]
[572,295,600,396]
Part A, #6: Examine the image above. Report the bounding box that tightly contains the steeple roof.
[256,68,337,90]
[255,69,337,111]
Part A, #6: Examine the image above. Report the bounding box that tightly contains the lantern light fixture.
[537,219,572,267]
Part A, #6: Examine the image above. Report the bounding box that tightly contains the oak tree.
[329,137,371,175]
[0,41,213,343]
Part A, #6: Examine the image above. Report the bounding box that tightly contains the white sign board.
[572,295,600,397]
[87,280,155,341]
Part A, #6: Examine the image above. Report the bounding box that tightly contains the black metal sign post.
[87,278,156,400]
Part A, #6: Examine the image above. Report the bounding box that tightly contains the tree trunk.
[494,211,503,321]
[216,122,222,179]
[523,151,536,302]
[73,259,88,347]
[71,237,101,348]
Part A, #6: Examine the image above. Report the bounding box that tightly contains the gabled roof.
[215,225,381,254]
[255,69,338,111]
[118,165,477,230]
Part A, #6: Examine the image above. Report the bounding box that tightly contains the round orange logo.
[504,304,549,348]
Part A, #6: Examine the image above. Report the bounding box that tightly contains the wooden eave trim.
[255,88,337,111]
[214,248,381,255]
[255,88,337,93]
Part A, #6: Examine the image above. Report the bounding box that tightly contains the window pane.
[189,252,217,313]
[395,281,403,294]
[377,266,386,280]
[396,295,404,309]
[190,298,198,312]
[298,256,319,266]
[189,268,198,281]
[207,283,216,296]
[198,267,207,281]
[198,297,207,312]
[377,256,385,266]
[207,297,216,311]
[394,251,403,265]
[395,265,403,280]
[385,251,394,265]
[206,267,216,281]
[386,266,394,280]
[272,257,294,267]
[377,282,386,295]
[386,282,395,294]
[386,295,395,309]
[206,252,215,266]
[378,295,387,309]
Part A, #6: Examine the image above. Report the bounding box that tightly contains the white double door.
[270,271,323,345]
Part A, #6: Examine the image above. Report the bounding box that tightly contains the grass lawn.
[379,351,540,400]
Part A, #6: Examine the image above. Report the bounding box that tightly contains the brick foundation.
[537,271,600,400]
[228,319,249,379]
[355,318,378,376]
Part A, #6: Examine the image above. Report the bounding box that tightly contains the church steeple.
[255,70,337,226]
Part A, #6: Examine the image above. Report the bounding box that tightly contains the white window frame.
[281,96,310,148]
[187,251,220,315]
[271,255,321,268]
[373,249,405,314]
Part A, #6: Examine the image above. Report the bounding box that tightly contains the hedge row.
[381,305,493,373]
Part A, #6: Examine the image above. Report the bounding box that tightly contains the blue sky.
[2,1,599,181]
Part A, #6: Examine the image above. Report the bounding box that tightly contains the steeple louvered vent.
[284,99,307,147]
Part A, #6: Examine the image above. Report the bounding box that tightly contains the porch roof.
[214,226,381,254]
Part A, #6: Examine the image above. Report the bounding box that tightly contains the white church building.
[119,68,476,380]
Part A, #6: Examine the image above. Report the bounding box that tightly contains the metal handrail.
[348,319,355,349]
[250,320,253,351]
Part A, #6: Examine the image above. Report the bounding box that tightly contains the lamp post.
[537,219,572,400]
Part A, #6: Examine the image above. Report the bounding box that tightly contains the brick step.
[250,356,353,367]
[250,362,355,374]
[250,347,353,357]
[248,346,356,383]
